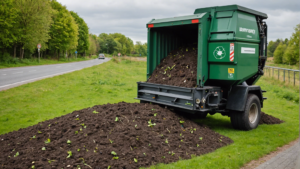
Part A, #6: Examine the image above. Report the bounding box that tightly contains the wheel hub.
[249,103,258,124]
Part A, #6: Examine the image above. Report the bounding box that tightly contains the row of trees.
[0,0,148,62]
[97,33,147,56]
[0,0,90,61]
[268,24,300,65]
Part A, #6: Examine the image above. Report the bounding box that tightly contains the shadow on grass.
[194,115,234,131]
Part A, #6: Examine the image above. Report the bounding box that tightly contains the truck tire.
[230,94,261,130]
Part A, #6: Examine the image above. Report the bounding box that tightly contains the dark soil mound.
[259,112,284,125]
[147,45,198,88]
[0,102,232,169]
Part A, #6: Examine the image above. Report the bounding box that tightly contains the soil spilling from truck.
[147,45,198,88]
[0,102,233,169]
[259,112,284,125]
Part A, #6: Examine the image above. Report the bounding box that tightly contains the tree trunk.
[14,45,17,58]
[57,49,59,61]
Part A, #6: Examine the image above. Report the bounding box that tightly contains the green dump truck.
[136,5,268,130]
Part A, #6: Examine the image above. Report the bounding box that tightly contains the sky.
[57,0,300,44]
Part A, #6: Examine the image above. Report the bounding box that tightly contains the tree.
[134,41,147,56]
[49,0,78,60]
[70,11,89,56]
[12,0,52,59]
[0,0,18,55]
[273,42,287,64]
[283,24,299,65]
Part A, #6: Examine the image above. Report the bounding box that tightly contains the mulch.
[0,102,233,169]
[147,45,198,88]
[259,112,284,125]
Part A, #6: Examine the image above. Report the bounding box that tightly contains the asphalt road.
[0,58,110,91]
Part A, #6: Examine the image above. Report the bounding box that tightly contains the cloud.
[58,0,300,43]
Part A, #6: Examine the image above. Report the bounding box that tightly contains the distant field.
[0,59,298,169]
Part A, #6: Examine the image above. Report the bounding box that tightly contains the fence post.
[278,69,279,80]
[294,71,296,86]
[283,70,285,82]
[273,68,274,77]
[288,70,290,83]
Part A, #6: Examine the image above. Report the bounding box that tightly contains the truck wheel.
[230,94,261,130]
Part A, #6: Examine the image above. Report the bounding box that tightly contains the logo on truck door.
[213,46,226,59]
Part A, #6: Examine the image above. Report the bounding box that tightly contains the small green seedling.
[111,151,117,155]
[148,143,151,146]
[32,135,36,139]
[42,147,46,150]
[180,121,185,124]
[77,149,80,152]
[199,137,203,140]
[38,131,42,134]
[165,139,168,144]
[48,124,51,127]
[109,139,113,144]
[80,128,82,131]
[94,150,97,153]
[154,113,157,117]
[171,152,175,156]
[67,151,72,158]
[75,118,79,120]
[181,140,184,142]
[67,140,71,144]
[136,137,139,141]
[32,165,35,169]
[14,152,19,157]
[134,158,138,163]
[44,138,51,144]
[135,124,137,128]
[143,153,146,156]
[93,110,99,114]
[80,123,85,126]
[151,109,155,111]
[75,131,78,134]
[180,133,182,136]
[219,139,222,142]
[162,156,165,159]
[108,166,111,169]
[113,157,119,160]
[48,160,55,164]
[148,119,156,127]
[115,117,119,121]
[84,126,87,129]
[197,144,200,147]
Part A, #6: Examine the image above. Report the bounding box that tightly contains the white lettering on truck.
[239,27,255,34]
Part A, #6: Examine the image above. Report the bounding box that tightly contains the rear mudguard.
[226,85,265,111]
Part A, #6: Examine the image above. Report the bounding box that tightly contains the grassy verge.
[0,55,97,69]
[0,59,298,169]
[266,59,299,70]
[0,59,145,134]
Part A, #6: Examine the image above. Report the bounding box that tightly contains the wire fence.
[264,66,300,86]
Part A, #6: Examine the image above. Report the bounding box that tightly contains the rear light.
[148,24,154,28]
[191,19,199,23]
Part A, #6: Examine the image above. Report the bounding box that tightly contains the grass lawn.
[0,55,98,69]
[0,59,298,169]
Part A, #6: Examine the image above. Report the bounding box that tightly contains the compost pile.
[147,45,198,88]
[259,112,284,125]
[0,102,233,169]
